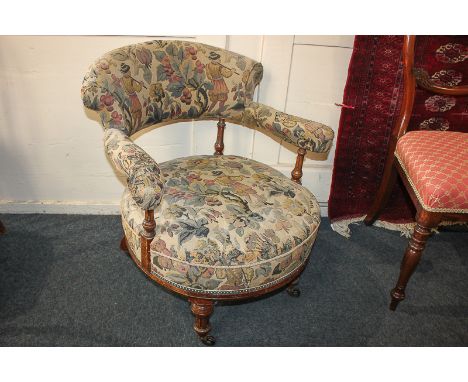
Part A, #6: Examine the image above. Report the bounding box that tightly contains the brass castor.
[201,335,216,346]
[190,298,215,346]
[287,285,301,297]
[287,278,301,297]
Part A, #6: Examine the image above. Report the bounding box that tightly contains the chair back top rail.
[81,40,263,137]
[413,68,468,96]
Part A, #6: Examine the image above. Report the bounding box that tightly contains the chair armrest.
[104,129,164,210]
[242,102,334,154]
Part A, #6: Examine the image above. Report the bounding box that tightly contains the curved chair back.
[81,40,263,136]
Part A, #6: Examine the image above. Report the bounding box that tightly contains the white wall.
[0,35,353,215]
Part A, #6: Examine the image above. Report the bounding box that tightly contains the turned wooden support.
[390,211,438,311]
[189,298,215,345]
[214,118,226,156]
[141,210,156,273]
[291,147,306,184]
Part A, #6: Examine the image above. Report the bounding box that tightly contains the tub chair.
[81,39,334,345]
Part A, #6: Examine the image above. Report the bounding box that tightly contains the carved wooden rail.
[414,68,468,96]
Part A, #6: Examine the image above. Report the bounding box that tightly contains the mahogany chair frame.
[120,118,307,345]
[364,35,468,311]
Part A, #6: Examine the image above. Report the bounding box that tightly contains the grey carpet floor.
[0,214,466,346]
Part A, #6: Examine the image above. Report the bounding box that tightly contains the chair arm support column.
[141,210,155,273]
[291,148,307,184]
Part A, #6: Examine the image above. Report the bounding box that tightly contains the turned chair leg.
[189,298,216,346]
[390,212,438,311]
[287,277,301,297]
[120,236,129,252]
[364,165,398,226]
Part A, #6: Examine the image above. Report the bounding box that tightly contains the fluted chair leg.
[390,213,438,311]
[189,298,216,346]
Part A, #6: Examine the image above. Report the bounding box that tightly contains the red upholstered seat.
[395,131,468,213]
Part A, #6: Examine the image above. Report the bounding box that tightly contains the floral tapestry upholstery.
[121,155,321,294]
[81,40,334,212]
[81,39,332,296]
[104,129,164,209]
[395,131,468,213]
[81,40,263,136]
[243,102,335,153]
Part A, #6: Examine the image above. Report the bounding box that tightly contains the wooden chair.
[0,220,5,234]
[81,40,334,344]
[365,35,468,311]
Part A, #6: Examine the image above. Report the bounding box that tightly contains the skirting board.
[0,201,120,215]
[0,200,329,217]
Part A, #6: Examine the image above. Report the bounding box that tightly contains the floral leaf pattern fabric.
[81,40,263,136]
[121,155,321,294]
[81,39,333,216]
[82,40,330,294]
[104,129,164,210]
[242,102,334,153]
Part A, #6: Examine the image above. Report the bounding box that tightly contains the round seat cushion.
[121,155,321,295]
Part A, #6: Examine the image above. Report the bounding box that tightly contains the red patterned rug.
[328,36,468,237]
